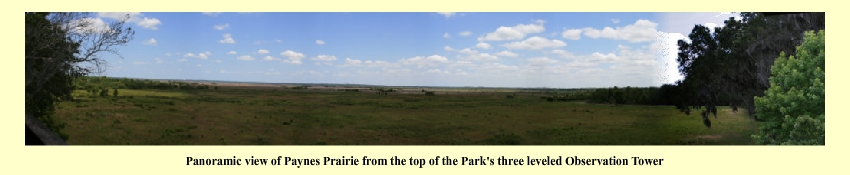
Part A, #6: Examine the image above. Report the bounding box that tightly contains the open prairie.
[53,83,758,145]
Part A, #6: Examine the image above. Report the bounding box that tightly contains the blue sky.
[85,12,738,88]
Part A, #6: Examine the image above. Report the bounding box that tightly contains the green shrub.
[752,30,825,145]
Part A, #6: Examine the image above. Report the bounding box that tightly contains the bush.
[425,92,435,96]
[752,30,825,145]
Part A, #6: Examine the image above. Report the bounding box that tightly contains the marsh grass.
[55,86,758,145]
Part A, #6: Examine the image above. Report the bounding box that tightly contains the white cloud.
[479,23,545,41]
[227,51,237,55]
[427,69,450,74]
[704,23,718,32]
[458,48,478,55]
[132,61,147,65]
[183,51,212,59]
[97,12,162,30]
[142,38,157,46]
[561,29,582,40]
[202,12,221,17]
[237,55,254,61]
[444,46,455,51]
[437,12,457,18]
[165,53,172,56]
[476,42,492,49]
[280,50,306,65]
[213,23,230,30]
[213,60,222,63]
[280,50,306,59]
[535,19,547,24]
[219,33,236,44]
[257,49,269,54]
[459,53,499,62]
[177,58,188,62]
[136,18,161,30]
[311,55,338,61]
[344,58,363,66]
[443,32,451,38]
[455,69,469,76]
[495,50,519,57]
[552,49,575,58]
[503,37,567,50]
[276,39,282,43]
[154,57,163,64]
[263,56,279,61]
[315,40,325,45]
[399,55,449,67]
[458,31,472,37]
[611,19,620,24]
[527,57,558,66]
[582,19,659,43]
[67,17,111,34]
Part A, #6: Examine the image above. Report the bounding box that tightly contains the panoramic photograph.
[25,12,825,145]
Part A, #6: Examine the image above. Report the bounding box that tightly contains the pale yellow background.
[4,1,843,174]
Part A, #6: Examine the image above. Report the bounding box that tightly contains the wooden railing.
[25,113,68,145]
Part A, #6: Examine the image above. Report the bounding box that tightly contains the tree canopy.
[752,30,825,145]
[673,12,824,128]
[25,12,134,143]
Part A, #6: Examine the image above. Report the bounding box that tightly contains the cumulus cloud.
[495,50,519,57]
[503,37,567,50]
[280,50,306,59]
[280,50,306,65]
[427,69,450,74]
[476,42,492,49]
[97,12,162,30]
[582,19,659,43]
[183,51,212,59]
[611,19,620,24]
[459,53,499,62]
[263,56,279,61]
[458,48,478,55]
[527,57,558,66]
[479,23,545,41]
[315,40,325,45]
[257,49,269,54]
[444,46,455,51]
[154,57,163,64]
[443,32,451,38]
[67,17,111,34]
[562,29,582,40]
[142,38,157,46]
[219,33,236,44]
[343,58,363,67]
[458,31,472,37]
[227,51,237,55]
[213,23,230,30]
[177,58,188,62]
[311,55,338,61]
[399,55,449,67]
[437,12,457,18]
[551,49,576,58]
[237,55,254,61]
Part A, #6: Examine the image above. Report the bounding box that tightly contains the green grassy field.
[54,86,758,145]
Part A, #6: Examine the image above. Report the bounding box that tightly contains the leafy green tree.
[113,88,118,97]
[674,12,824,128]
[752,30,824,145]
[26,12,134,143]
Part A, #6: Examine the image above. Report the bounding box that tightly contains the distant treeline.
[583,85,732,107]
[75,76,215,91]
